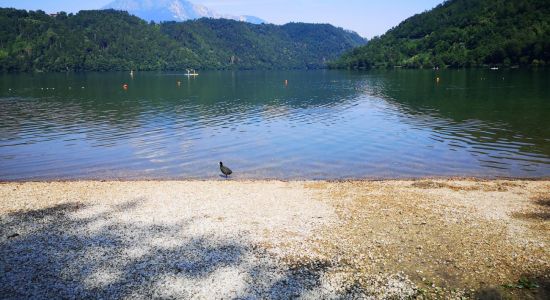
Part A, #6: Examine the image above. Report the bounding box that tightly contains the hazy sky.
[0,0,444,38]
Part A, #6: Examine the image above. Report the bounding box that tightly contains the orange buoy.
[123,83,128,90]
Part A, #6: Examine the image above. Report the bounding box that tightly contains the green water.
[0,69,548,180]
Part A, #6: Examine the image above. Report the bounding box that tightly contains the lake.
[1,69,549,180]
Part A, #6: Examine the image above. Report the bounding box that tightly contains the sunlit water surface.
[1,69,549,180]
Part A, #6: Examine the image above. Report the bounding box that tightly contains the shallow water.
[0,69,549,180]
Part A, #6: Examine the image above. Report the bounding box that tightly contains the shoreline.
[1,179,549,299]
[2,176,550,183]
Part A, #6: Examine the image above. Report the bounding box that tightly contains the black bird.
[219,162,232,178]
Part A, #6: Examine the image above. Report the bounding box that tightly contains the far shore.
[1,179,549,299]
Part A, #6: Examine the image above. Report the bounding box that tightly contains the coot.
[220,162,233,178]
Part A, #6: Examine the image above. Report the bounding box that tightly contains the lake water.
[1,69,549,180]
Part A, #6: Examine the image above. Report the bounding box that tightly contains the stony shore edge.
[1,179,549,299]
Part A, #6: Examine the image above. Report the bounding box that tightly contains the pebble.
[1,179,548,299]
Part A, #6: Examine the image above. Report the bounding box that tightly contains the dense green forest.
[161,20,365,69]
[0,8,365,72]
[331,0,550,69]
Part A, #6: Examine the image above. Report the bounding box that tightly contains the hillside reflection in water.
[0,69,548,180]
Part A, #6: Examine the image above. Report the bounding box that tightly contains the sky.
[0,0,444,38]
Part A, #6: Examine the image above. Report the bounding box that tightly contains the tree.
[330,0,550,69]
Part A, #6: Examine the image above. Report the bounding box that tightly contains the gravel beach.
[1,180,549,299]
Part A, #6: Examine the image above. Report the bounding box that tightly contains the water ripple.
[1,70,549,180]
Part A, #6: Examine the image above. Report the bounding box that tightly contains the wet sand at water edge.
[0,179,549,299]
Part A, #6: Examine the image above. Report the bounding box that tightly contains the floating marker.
[284,79,288,86]
[123,83,129,90]
[436,77,440,83]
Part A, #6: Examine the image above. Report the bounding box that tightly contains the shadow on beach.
[0,200,335,299]
[1,182,549,299]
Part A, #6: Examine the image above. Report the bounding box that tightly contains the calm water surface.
[1,69,549,180]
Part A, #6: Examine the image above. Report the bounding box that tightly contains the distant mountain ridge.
[102,0,266,24]
[161,19,367,69]
[0,8,366,72]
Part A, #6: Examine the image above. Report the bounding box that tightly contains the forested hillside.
[0,8,365,72]
[0,9,199,71]
[160,20,365,69]
[331,0,550,69]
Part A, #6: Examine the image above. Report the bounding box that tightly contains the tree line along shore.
[2,0,549,73]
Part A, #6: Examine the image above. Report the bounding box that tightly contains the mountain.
[160,19,366,69]
[102,0,266,24]
[0,9,199,72]
[0,8,366,72]
[331,0,550,69]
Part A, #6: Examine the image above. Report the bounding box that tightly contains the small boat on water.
[490,67,499,70]
[185,69,199,76]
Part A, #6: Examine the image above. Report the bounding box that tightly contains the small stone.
[7,233,19,239]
